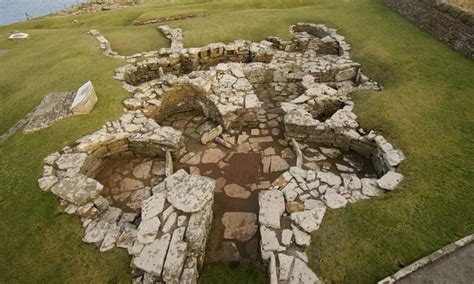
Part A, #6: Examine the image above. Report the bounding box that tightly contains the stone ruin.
[39,23,405,283]
[57,0,143,16]
[133,12,209,26]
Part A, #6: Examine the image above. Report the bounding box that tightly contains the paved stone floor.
[398,242,474,284]
[96,157,166,212]
[159,107,377,264]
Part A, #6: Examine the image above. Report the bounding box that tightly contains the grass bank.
[0,0,472,282]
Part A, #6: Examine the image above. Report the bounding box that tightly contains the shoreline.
[0,0,85,26]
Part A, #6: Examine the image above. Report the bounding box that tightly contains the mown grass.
[0,0,473,283]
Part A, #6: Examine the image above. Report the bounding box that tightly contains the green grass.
[200,262,268,284]
[0,0,473,282]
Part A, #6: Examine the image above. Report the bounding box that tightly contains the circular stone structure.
[39,22,405,283]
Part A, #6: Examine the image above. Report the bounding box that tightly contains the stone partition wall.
[384,0,474,58]
[120,23,357,86]
[37,110,219,283]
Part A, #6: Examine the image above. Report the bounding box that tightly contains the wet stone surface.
[95,156,166,212]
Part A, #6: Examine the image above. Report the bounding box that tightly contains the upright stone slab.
[70,81,98,115]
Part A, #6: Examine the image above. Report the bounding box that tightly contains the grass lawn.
[0,0,473,282]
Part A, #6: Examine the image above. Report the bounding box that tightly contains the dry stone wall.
[384,0,474,58]
[40,22,407,283]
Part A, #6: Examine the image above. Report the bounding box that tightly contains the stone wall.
[44,22,406,283]
[384,0,474,58]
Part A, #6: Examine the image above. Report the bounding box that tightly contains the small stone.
[336,163,354,173]
[292,224,311,246]
[269,254,278,284]
[281,229,293,246]
[278,254,294,281]
[38,176,58,191]
[237,134,249,144]
[215,137,233,148]
[304,199,325,210]
[133,160,153,179]
[319,147,342,158]
[201,125,223,144]
[286,201,304,213]
[100,223,122,252]
[224,183,251,199]
[137,217,161,244]
[116,227,137,249]
[119,212,137,225]
[201,148,226,163]
[259,190,285,229]
[189,166,200,175]
[237,142,252,153]
[318,184,328,194]
[260,226,283,252]
[289,258,321,283]
[162,212,177,233]
[133,233,171,276]
[129,240,145,256]
[222,212,258,242]
[264,147,276,156]
[165,151,173,177]
[50,174,103,206]
[141,193,166,220]
[317,171,342,186]
[162,229,188,282]
[55,153,87,170]
[361,178,382,197]
[166,170,215,213]
[377,171,404,190]
[290,206,326,233]
[64,203,78,214]
[177,216,187,227]
[324,192,348,209]
[270,156,290,172]
[82,220,110,244]
[249,136,273,143]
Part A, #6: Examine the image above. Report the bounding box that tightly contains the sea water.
[0,0,85,26]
